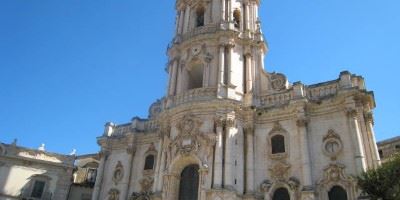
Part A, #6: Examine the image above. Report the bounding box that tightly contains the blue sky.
[0,0,399,155]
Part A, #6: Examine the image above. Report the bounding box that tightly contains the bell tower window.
[187,61,204,90]
[196,7,205,27]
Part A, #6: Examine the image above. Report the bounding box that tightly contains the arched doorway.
[272,187,290,200]
[328,186,348,200]
[178,164,199,200]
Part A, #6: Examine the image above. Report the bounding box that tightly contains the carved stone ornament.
[271,73,287,91]
[268,122,289,160]
[108,189,120,200]
[260,179,273,192]
[271,121,285,133]
[140,176,154,192]
[317,163,355,188]
[112,161,124,184]
[287,177,300,190]
[191,44,202,56]
[269,161,291,181]
[130,192,151,200]
[322,130,343,160]
[169,114,216,166]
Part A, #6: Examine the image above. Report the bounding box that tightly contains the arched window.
[196,7,205,27]
[233,9,241,29]
[144,154,155,170]
[273,187,290,200]
[187,62,204,90]
[328,186,348,200]
[179,164,199,200]
[271,135,285,154]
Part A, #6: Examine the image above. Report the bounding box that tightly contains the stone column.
[226,43,235,87]
[218,45,225,86]
[179,9,185,34]
[347,109,367,173]
[244,2,250,31]
[184,6,190,33]
[91,150,108,200]
[365,111,381,167]
[203,55,212,87]
[213,118,224,188]
[121,146,136,200]
[245,126,255,193]
[169,60,178,96]
[245,54,253,93]
[224,118,236,189]
[221,0,226,21]
[296,118,313,188]
[199,167,209,200]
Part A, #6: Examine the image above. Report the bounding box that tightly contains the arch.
[186,59,204,90]
[233,9,241,29]
[178,164,199,200]
[328,185,348,200]
[195,6,205,27]
[271,134,285,154]
[144,154,155,170]
[272,187,290,200]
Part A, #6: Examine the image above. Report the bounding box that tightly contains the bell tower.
[166,0,267,104]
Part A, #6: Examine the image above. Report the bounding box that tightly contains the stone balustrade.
[168,87,218,108]
[306,81,339,100]
[259,90,293,107]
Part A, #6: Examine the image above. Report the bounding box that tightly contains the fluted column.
[121,146,136,200]
[245,126,255,193]
[296,118,313,188]
[365,111,381,167]
[224,118,236,189]
[347,109,367,173]
[213,118,224,188]
[91,150,109,200]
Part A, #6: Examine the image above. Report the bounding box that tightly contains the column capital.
[346,109,359,119]
[127,146,136,155]
[214,117,225,127]
[296,118,309,127]
[225,118,236,128]
[364,111,374,125]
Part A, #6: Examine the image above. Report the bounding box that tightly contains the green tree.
[358,153,400,200]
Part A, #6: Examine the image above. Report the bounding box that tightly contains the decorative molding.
[364,111,374,125]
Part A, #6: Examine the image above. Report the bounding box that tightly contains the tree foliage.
[358,153,400,200]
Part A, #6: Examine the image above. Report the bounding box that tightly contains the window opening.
[271,135,285,154]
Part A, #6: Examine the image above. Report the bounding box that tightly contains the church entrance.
[272,188,290,200]
[328,186,348,200]
[178,164,199,200]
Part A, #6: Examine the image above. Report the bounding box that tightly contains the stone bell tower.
[166,0,267,105]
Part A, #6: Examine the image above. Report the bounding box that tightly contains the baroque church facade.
[91,0,380,200]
